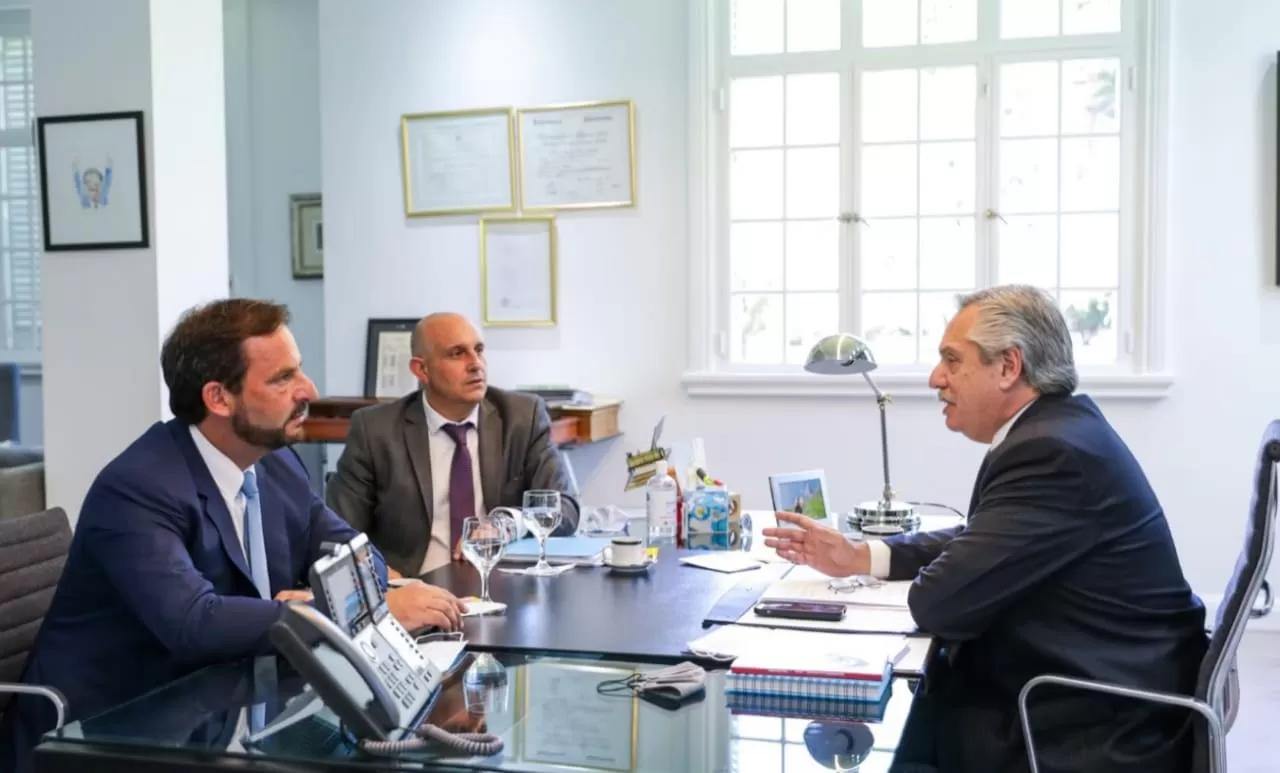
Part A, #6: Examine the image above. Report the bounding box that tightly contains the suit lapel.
[402,395,436,529]
[479,397,502,512]
[170,421,254,585]
[968,452,992,516]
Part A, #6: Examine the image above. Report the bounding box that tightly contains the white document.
[759,565,913,609]
[418,639,467,673]
[482,219,554,324]
[687,625,931,676]
[678,553,763,573]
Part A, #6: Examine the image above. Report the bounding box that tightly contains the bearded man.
[0,299,464,773]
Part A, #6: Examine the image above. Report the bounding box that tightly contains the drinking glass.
[521,489,562,576]
[461,511,517,611]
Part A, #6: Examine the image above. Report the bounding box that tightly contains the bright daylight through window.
[712,0,1146,381]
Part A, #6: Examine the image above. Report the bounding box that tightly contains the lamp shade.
[803,333,878,376]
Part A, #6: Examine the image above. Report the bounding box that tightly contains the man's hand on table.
[386,582,466,631]
[762,511,871,577]
[387,566,404,581]
[274,589,314,603]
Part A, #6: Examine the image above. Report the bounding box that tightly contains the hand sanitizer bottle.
[646,461,678,545]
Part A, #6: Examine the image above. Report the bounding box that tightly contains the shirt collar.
[991,398,1036,450]
[421,391,480,434]
[188,424,252,503]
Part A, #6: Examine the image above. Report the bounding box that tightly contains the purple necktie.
[441,422,475,559]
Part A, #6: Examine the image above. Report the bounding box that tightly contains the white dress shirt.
[189,425,252,561]
[419,394,485,574]
[866,398,1037,578]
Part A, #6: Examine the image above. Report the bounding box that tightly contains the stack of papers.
[689,625,909,668]
[759,565,912,609]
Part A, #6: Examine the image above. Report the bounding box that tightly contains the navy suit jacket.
[0,419,384,773]
[887,394,1207,773]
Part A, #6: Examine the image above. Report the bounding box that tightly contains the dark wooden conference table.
[32,513,947,773]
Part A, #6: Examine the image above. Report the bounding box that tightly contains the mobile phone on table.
[753,601,846,621]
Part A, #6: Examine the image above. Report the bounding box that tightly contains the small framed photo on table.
[768,469,830,520]
[363,318,419,399]
[37,110,149,251]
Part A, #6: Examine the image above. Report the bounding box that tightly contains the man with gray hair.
[764,285,1206,773]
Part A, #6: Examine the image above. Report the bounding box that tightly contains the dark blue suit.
[888,394,1207,773]
[0,419,384,772]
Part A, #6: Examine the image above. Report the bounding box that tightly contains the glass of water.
[461,511,516,610]
[522,489,562,576]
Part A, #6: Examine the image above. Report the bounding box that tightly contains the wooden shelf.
[300,396,622,447]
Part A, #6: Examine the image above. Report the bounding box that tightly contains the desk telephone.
[267,534,503,757]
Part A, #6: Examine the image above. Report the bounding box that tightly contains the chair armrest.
[0,683,68,729]
[1017,674,1225,773]
[1251,580,1273,618]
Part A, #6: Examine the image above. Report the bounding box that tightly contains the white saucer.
[605,557,655,575]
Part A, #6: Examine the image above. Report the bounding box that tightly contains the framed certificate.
[363,318,419,399]
[480,216,557,327]
[517,100,636,211]
[400,107,518,216]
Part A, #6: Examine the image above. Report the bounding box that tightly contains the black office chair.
[0,507,73,729]
[1018,420,1280,773]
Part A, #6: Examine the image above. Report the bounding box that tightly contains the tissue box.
[683,486,731,549]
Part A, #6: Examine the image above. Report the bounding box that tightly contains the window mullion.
[976,55,997,289]
[842,66,859,338]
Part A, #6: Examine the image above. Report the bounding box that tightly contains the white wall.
[315,0,1280,620]
[224,0,326,486]
[34,0,228,521]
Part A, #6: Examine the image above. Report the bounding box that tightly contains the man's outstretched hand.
[762,511,871,577]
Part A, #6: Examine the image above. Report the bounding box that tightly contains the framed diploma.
[363,318,419,399]
[516,100,636,211]
[519,660,638,771]
[399,107,518,216]
[480,215,557,327]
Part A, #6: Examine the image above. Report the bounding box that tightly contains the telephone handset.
[269,534,503,756]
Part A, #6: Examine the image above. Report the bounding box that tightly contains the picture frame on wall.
[363,318,420,399]
[479,215,557,327]
[290,193,323,279]
[399,107,517,217]
[36,110,150,251]
[516,99,636,211]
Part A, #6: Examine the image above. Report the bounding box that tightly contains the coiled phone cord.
[357,723,504,756]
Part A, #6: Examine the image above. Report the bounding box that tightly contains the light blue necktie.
[241,468,270,600]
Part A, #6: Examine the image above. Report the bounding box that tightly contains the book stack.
[723,638,899,706]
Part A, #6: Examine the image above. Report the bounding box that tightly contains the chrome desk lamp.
[803,333,919,535]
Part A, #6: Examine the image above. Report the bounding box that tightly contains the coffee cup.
[605,536,646,567]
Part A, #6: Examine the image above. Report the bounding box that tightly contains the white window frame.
[683,0,1172,399]
[0,9,39,367]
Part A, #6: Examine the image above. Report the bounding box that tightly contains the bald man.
[326,313,579,577]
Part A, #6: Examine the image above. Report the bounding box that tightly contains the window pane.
[1059,213,1118,287]
[1063,0,1121,35]
[731,150,783,219]
[861,218,917,290]
[786,0,841,52]
[921,66,977,141]
[1000,61,1059,137]
[1061,290,1117,364]
[861,144,917,217]
[921,0,977,44]
[863,0,917,48]
[731,77,783,148]
[785,147,839,218]
[1061,59,1120,135]
[731,293,784,363]
[731,739,784,771]
[1001,0,1059,39]
[785,220,839,290]
[861,292,918,364]
[919,291,963,361]
[731,222,784,291]
[862,69,918,143]
[919,141,975,215]
[998,215,1058,286]
[1060,136,1119,211]
[999,138,1058,213]
[786,73,839,146]
[732,0,784,55]
[919,216,975,289]
[785,292,839,364]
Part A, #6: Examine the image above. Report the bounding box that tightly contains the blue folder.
[502,536,612,563]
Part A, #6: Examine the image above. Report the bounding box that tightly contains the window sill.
[680,370,1174,400]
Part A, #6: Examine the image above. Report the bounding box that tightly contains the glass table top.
[44,650,918,772]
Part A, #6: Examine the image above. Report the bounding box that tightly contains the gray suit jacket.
[325,387,579,576]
